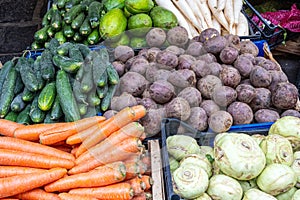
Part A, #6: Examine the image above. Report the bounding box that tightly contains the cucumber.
[87,91,101,106]
[106,63,119,85]
[53,54,83,73]
[40,49,55,81]
[77,43,91,58]
[42,8,53,26]
[73,79,88,104]
[65,0,81,10]
[0,67,17,118]
[64,4,84,24]
[22,87,35,102]
[0,60,14,93]
[34,25,49,43]
[13,71,24,95]
[82,106,96,118]
[56,70,81,122]
[4,111,18,122]
[96,84,108,99]
[79,17,92,36]
[38,82,56,111]
[73,32,84,42]
[46,26,56,38]
[78,103,88,115]
[92,49,109,87]
[87,28,100,45]
[63,23,75,38]
[11,93,26,113]
[14,57,25,72]
[51,6,62,31]
[50,96,63,120]
[44,112,59,123]
[16,104,32,125]
[88,1,103,28]
[81,0,96,10]
[55,31,67,44]
[31,41,43,50]
[69,45,84,62]
[80,58,94,93]
[71,12,85,30]
[19,59,39,92]
[56,42,73,55]
[75,63,84,81]
[46,38,60,55]
[100,84,117,112]
[97,70,108,87]
[29,95,46,123]
[33,56,46,90]
[57,0,68,9]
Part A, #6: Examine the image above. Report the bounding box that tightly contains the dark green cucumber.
[65,0,81,10]
[56,70,81,122]
[82,106,96,118]
[44,112,59,123]
[40,49,55,81]
[29,95,46,123]
[64,4,84,24]
[106,63,119,85]
[52,54,83,73]
[97,70,108,87]
[77,44,91,58]
[46,38,60,55]
[4,111,18,122]
[96,84,108,99]
[46,26,56,38]
[11,93,26,112]
[75,64,84,81]
[38,82,56,111]
[33,56,46,90]
[80,58,94,93]
[71,12,85,30]
[0,67,17,118]
[14,57,26,72]
[31,41,43,50]
[79,17,92,36]
[42,8,53,26]
[69,45,84,62]
[73,32,84,42]
[63,23,75,38]
[19,59,39,92]
[56,42,73,55]
[16,104,32,125]
[87,28,100,45]
[87,91,101,106]
[88,1,103,28]
[81,0,96,10]
[51,6,62,31]
[0,60,14,93]
[22,87,35,102]
[13,71,24,95]
[100,84,117,112]
[78,103,88,115]
[73,79,88,104]
[50,96,63,120]
[57,0,68,9]
[34,25,49,43]
[91,49,109,87]
[55,31,67,44]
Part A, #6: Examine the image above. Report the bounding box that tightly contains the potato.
[147,47,161,62]
[140,108,166,137]
[149,80,175,104]
[177,54,196,70]
[219,66,241,88]
[254,109,280,123]
[165,45,185,56]
[145,62,159,83]
[219,46,239,64]
[166,26,189,48]
[153,69,172,81]
[146,27,167,47]
[186,107,208,131]
[177,87,202,107]
[137,48,148,59]
[110,92,137,112]
[129,57,149,75]
[191,60,210,78]
[240,79,252,85]
[249,88,272,112]
[197,75,223,99]
[138,97,158,110]
[239,53,255,63]
[197,53,217,63]
[114,45,134,63]
[207,62,223,77]
[199,28,220,43]
[200,100,220,117]
[119,72,149,97]
[208,110,233,133]
[254,56,267,66]
[224,34,241,50]
[124,56,139,71]
[272,82,299,109]
[233,55,253,77]
[167,69,197,88]
[268,70,288,93]
[165,97,191,121]
[250,66,272,88]
[112,61,126,76]
[156,50,178,70]
[103,110,118,119]
[212,86,237,107]
[142,88,151,99]
[281,109,300,118]
[259,59,281,71]
[239,40,259,57]
[236,84,256,103]
[185,42,205,57]
[203,35,227,55]
[227,102,253,125]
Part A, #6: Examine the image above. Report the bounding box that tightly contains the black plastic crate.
[161,118,272,200]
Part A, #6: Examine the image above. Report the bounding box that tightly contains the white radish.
[233,0,243,25]
[154,0,193,38]
[217,0,227,11]
[188,22,201,38]
[212,16,221,34]
[208,0,230,31]
[236,12,249,36]
[186,0,208,30]
[197,0,214,28]
[224,0,234,34]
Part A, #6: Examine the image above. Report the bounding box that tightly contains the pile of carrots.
[0,105,153,200]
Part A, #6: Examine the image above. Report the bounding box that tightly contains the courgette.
[4,111,18,122]
[77,43,91,58]
[16,104,32,125]
[63,23,75,38]
[52,54,83,73]
[51,6,62,31]
[106,63,119,85]
[96,84,108,99]
[13,71,24,95]
[22,87,35,102]
[100,84,117,112]
[56,70,81,122]
[56,42,73,55]
[87,28,100,45]
[34,25,49,43]
[33,56,46,90]
[38,82,56,111]
[0,60,14,93]
[91,49,108,87]
[50,96,63,120]
[0,67,16,118]
[55,31,67,44]
[71,12,85,30]
[29,95,46,123]
[80,58,94,93]
[88,1,103,28]
[11,93,26,113]
[79,17,92,36]
[73,79,88,104]
[64,4,84,24]
[40,49,55,81]
[69,45,84,62]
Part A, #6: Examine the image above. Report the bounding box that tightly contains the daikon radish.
[208,0,230,31]
[197,0,214,28]
[236,12,249,36]
[217,0,227,11]
[187,22,200,38]
[212,16,221,34]
[233,0,243,25]
[186,0,207,31]
[224,0,234,34]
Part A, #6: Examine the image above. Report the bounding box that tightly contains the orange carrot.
[0,136,75,161]
[132,192,152,200]
[45,161,126,192]
[124,153,143,165]
[66,123,101,145]
[71,145,79,156]
[141,175,153,191]
[141,152,151,175]
[126,177,146,195]
[75,106,146,157]
[0,166,46,178]
[68,138,144,174]
[0,119,25,137]
[69,182,134,200]
[75,122,145,164]
[0,167,67,198]
[124,160,142,180]
[13,188,60,200]
[0,149,74,169]
[52,145,73,153]
[58,193,99,200]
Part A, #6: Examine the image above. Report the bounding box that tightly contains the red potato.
[219,66,241,88]
[250,66,272,88]
[197,75,223,99]
[254,56,267,66]
[177,54,196,70]
[208,110,233,133]
[272,82,299,109]
[149,80,175,104]
[212,86,237,107]
[249,88,272,112]
[200,100,221,117]
[167,69,197,88]
[233,55,253,77]
[186,107,208,131]
[254,109,280,123]
[119,72,149,97]
[137,48,149,59]
[239,53,255,64]
[177,87,202,107]
[185,42,205,57]
[203,35,228,55]
[165,97,191,121]
[240,79,252,85]
[166,26,189,48]
[227,102,254,125]
[219,46,239,64]
[124,56,140,71]
[114,45,134,63]
[166,45,185,56]
[156,50,178,70]
[236,84,256,104]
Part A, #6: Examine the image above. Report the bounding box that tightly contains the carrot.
[0,166,46,178]
[0,119,25,137]
[69,137,144,174]
[52,145,73,153]
[71,145,79,156]
[0,136,75,161]
[44,162,126,192]
[124,159,148,181]
[75,106,146,157]
[141,175,153,191]
[126,177,146,195]
[58,193,99,200]
[75,122,145,165]
[132,192,152,200]
[0,149,74,169]
[66,123,101,145]
[13,188,60,200]
[69,182,134,200]
[0,167,67,198]
[124,153,143,165]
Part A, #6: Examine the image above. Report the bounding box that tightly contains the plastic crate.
[161,118,272,200]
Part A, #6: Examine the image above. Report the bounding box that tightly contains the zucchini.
[4,111,18,122]
[100,84,117,112]
[87,91,101,106]
[73,79,87,104]
[42,8,53,26]
[19,59,39,92]
[13,71,24,95]
[34,25,49,43]
[87,28,100,45]
[11,93,26,112]
[71,12,85,30]
[56,70,81,122]
[38,82,56,111]
[69,45,84,62]
[96,84,108,99]
[64,4,84,24]
[52,54,83,73]
[50,96,63,120]
[0,60,14,93]
[22,87,35,102]
[77,43,91,58]
[73,32,84,42]
[30,95,46,123]
[78,103,88,115]
[88,1,103,28]
[0,67,16,118]
[79,17,92,36]
[80,58,94,93]
[106,63,119,85]
[91,49,109,87]
[46,26,56,38]
[50,6,62,31]
[33,56,46,90]
[55,31,67,45]
[65,0,81,10]
[63,23,75,38]
[56,42,73,55]
[40,49,55,81]
[16,104,32,125]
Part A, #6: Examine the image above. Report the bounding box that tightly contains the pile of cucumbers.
[0,39,119,124]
